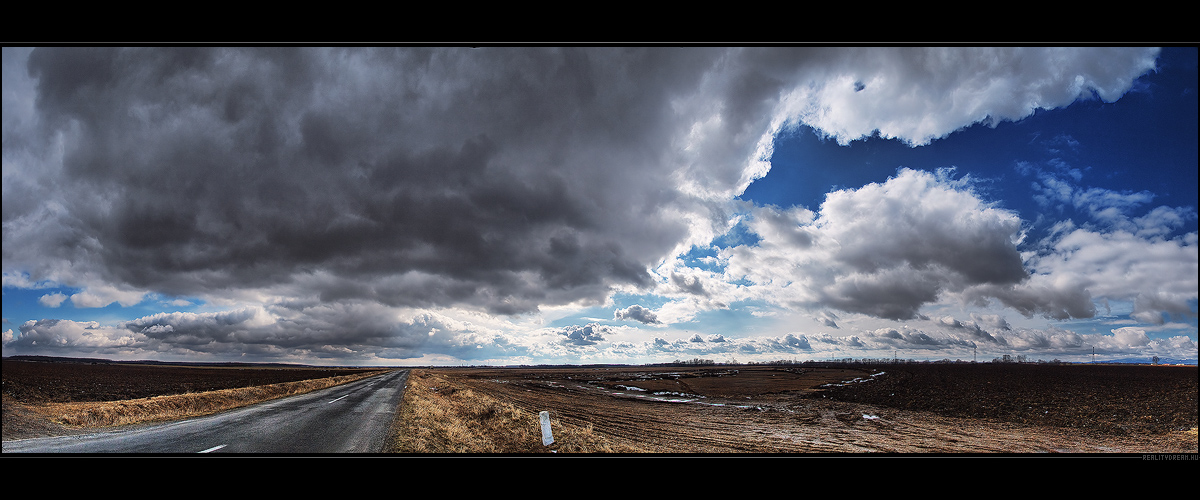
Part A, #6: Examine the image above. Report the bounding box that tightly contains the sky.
[3,46,1196,366]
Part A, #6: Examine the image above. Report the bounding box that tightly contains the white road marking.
[199,444,227,453]
[328,394,350,403]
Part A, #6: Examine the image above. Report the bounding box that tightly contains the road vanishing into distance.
[3,369,410,454]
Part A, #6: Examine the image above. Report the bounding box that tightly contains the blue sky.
[3,46,1196,365]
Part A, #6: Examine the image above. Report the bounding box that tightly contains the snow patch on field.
[821,371,886,388]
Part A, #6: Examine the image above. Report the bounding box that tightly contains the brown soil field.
[428,363,1198,454]
[2,358,380,403]
[5,357,1196,454]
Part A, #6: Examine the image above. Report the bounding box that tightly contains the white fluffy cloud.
[614,304,661,325]
[723,168,1028,320]
[1002,225,1198,323]
[773,47,1160,146]
[12,319,143,350]
[715,160,1197,331]
[37,292,67,307]
[723,168,1196,338]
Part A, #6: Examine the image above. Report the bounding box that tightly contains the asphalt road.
[2,369,410,454]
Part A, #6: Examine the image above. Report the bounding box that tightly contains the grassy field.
[390,369,650,453]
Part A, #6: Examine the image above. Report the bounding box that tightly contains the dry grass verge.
[391,369,650,453]
[20,370,390,430]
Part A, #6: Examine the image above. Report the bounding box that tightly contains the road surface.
[3,369,409,454]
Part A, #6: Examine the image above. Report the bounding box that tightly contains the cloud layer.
[4,46,1188,364]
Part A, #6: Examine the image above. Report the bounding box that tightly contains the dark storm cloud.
[10,47,770,312]
[3,305,474,362]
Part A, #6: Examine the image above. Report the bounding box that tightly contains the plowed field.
[2,359,378,403]
[431,363,1198,454]
[2,358,381,440]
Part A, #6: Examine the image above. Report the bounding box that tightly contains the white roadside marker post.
[539,411,554,446]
